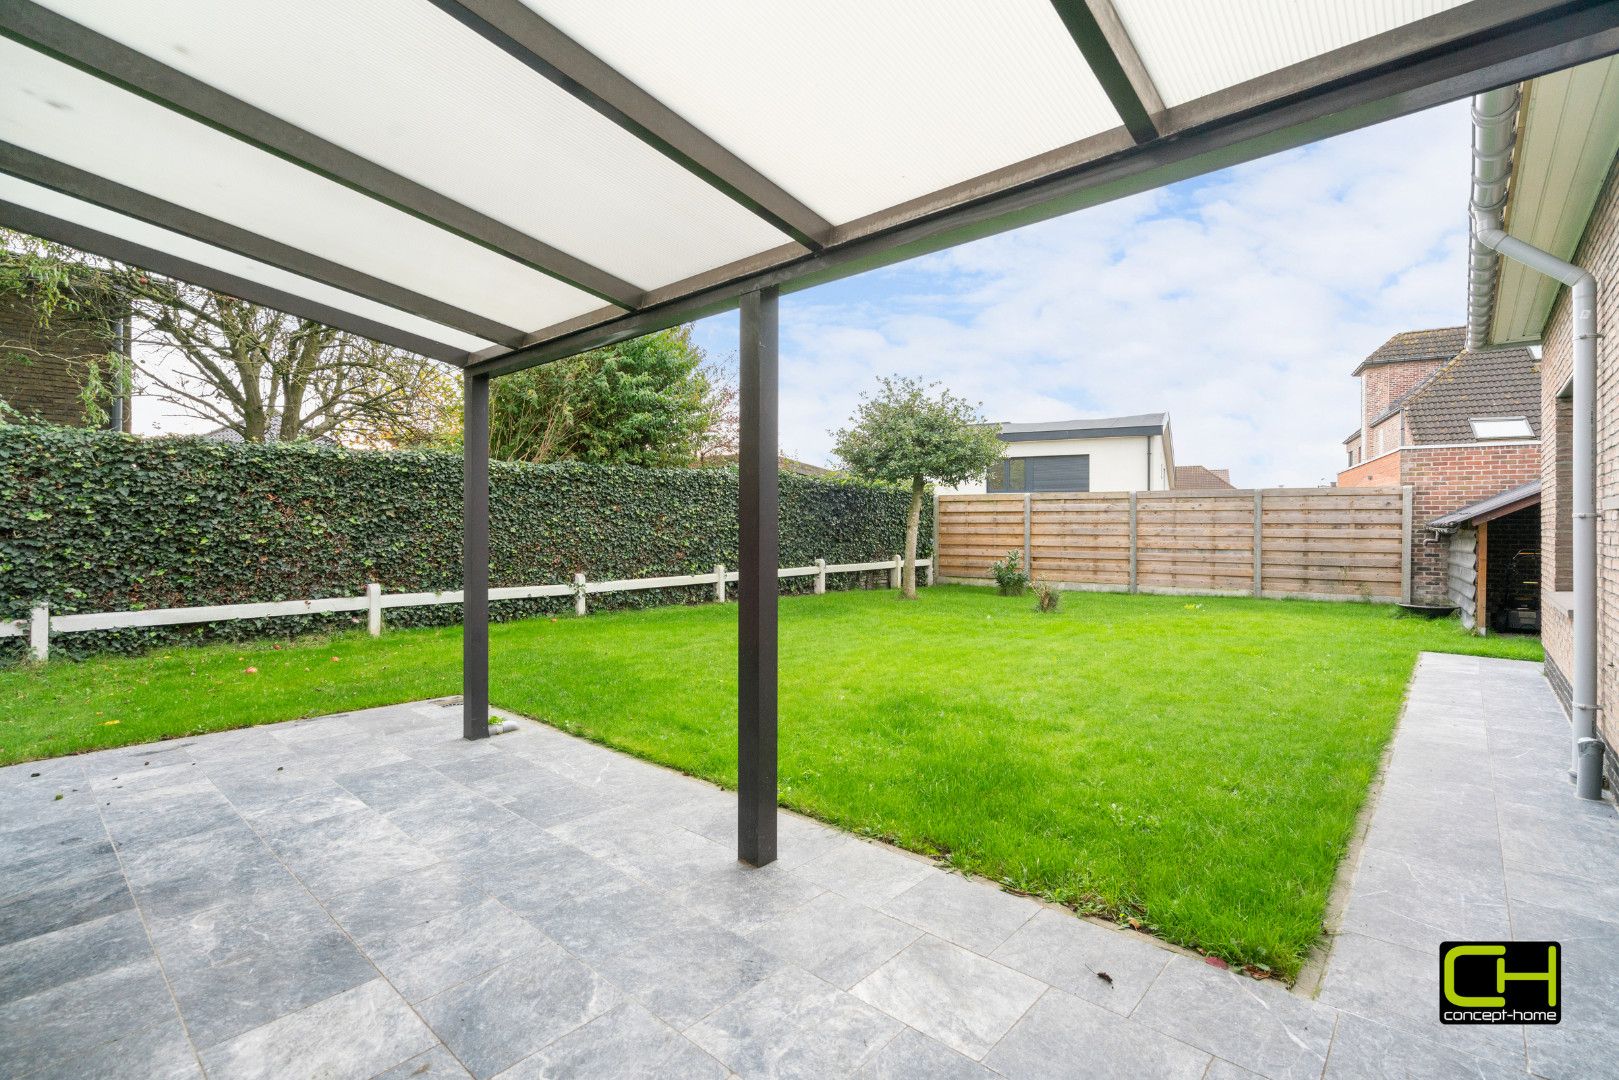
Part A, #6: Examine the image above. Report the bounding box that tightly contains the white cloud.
[698,100,1474,487]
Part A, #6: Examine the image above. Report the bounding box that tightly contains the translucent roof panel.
[33,0,791,291]
[1112,0,1470,108]
[0,175,495,355]
[529,0,1122,226]
[0,38,601,334]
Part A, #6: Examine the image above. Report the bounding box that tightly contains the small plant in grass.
[991,551,1029,596]
[1033,579,1060,613]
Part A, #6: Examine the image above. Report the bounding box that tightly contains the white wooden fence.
[3,556,932,662]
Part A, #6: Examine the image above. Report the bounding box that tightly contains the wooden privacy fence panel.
[937,486,1411,603]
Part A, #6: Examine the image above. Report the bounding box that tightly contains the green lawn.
[0,586,1539,976]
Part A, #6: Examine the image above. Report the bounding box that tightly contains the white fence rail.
[4,556,932,662]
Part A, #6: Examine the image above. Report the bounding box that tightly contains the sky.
[688,99,1475,488]
[132,99,1476,484]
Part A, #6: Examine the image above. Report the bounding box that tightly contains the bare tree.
[2,230,458,444]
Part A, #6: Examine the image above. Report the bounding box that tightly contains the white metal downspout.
[1468,86,1605,800]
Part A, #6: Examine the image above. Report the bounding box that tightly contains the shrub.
[1033,579,1061,613]
[991,550,1029,596]
[0,427,931,660]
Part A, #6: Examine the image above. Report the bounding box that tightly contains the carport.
[3,0,1617,869]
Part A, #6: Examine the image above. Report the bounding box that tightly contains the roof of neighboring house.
[1351,327,1467,375]
[700,453,830,477]
[997,413,1167,442]
[1397,347,1541,443]
[1343,428,1361,445]
[1174,465,1234,490]
[1429,480,1542,530]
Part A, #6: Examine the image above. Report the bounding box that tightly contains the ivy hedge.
[0,427,931,660]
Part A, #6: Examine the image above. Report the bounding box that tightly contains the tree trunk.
[902,475,925,600]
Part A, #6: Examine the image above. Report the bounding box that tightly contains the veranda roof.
[2,1,1616,378]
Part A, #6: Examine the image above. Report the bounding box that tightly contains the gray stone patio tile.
[1204,1061,1265,1079]
[0,907,150,1006]
[795,837,934,904]
[206,759,344,815]
[147,882,335,969]
[260,806,438,899]
[881,870,1039,954]
[0,861,134,946]
[336,759,473,814]
[689,966,902,1079]
[1131,956,1336,1080]
[0,808,105,873]
[984,988,1210,1080]
[1323,1013,1525,1080]
[1512,901,1619,1080]
[0,832,118,905]
[1504,861,1619,929]
[286,734,412,774]
[549,805,734,890]
[526,878,689,964]
[671,858,825,934]
[364,896,551,1003]
[99,782,239,849]
[0,956,179,1077]
[201,977,436,1080]
[853,1028,997,1079]
[850,935,1045,1059]
[495,1001,728,1080]
[28,1018,202,1080]
[119,821,292,921]
[590,912,784,1029]
[324,861,487,948]
[1337,844,1510,954]
[417,941,620,1079]
[989,908,1172,1015]
[165,924,376,1049]
[663,798,848,870]
[1317,932,1525,1064]
[385,788,520,850]
[375,1045,475,1080]
[745,890,922,990]
[1499,810,1619,880]
[245,788,372,839]
[430,750,541,794]
[498,772,612,828]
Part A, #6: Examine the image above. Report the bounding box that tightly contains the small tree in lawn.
[832,377,1004,600]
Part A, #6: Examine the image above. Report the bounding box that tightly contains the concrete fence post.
[1127,492,1139,594]
[1252,491,1264,598]
[891,554,903,589]
[715,563,726,603]
[814,558,826,595]
[573,572,588,616]
[925,558,934,587]
[366,583,383,637]
[28,602,48,663]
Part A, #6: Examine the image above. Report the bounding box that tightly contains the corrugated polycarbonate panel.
[0,38,599,334]
[0,175,495,356]
[528,0,1121,226]
[1112,0,1470,108]
[32,0,792,292]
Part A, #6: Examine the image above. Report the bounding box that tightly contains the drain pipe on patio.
[1467,85,1605,801]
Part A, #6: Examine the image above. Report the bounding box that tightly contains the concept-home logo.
[1440,941,1560,1024]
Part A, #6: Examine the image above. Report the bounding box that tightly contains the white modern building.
[946,413,1175,494]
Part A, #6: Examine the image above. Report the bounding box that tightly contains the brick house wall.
[1338,448,1402,488]
[1367,414,1403,458]
[0,289,127,430]
[1362,358,1446,428]
[1538,151,1619,765]
[1402,443,1541,604]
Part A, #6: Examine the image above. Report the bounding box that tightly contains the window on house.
[1469,416,1535,440]
[986,455,1090,492]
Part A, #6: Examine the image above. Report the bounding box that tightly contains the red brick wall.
[1362,358,1445,432]
[1538,151,1619,758]
[1402,443,1541,604]
[1337,449,1401,488]
[0,290,125,429]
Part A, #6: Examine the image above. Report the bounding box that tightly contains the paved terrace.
[1,652,1614,1079]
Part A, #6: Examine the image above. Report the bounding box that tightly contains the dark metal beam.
[0,198,469,364]
[0,0,644,310]
[737,286,779,868]
[1049,0,1165,143]
[462,370,491,741]
[428,0,833,250]
[0,143,526,348]
[467,0,1619,379]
